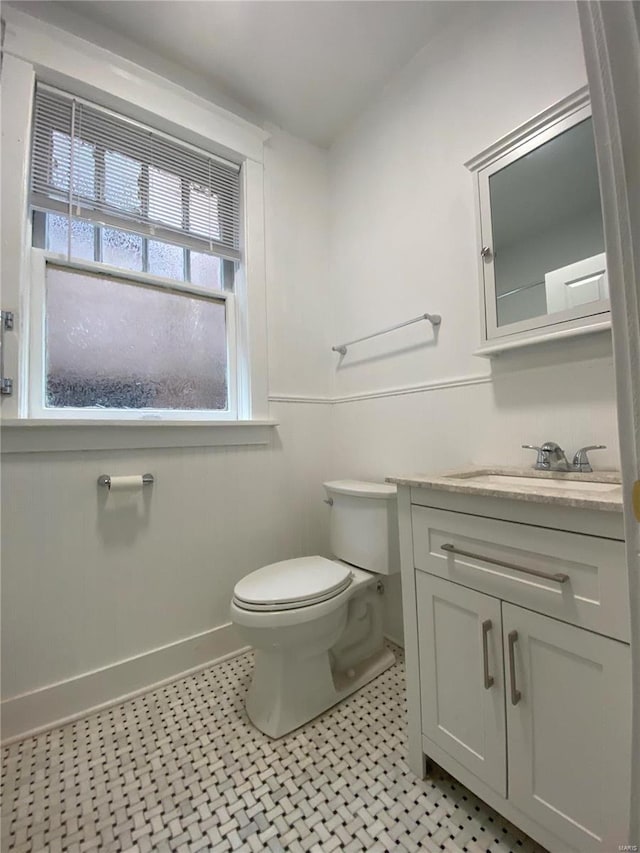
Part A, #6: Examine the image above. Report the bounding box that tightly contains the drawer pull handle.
[481,619,494,689]
[440,543,569,584]
[508,630,522,705]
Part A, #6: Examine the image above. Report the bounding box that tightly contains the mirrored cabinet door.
[468,90,611,353]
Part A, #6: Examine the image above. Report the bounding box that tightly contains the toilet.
[230,480,399,738]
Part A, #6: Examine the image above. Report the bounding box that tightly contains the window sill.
[0,418,278,453]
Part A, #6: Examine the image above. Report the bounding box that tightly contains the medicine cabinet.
[466,88,610,356]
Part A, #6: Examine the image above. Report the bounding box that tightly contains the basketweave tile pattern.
[2,645,546,853]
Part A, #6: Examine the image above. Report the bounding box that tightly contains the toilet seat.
[233,556,353,612]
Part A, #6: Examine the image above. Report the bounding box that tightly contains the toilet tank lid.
[323,480,397,499]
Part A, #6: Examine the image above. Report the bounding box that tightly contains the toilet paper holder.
[97,474,154,488]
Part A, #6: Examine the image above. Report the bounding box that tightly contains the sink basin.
[453,473,620,493]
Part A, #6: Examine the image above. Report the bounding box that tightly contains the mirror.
[467,90,611,354]
[490,118,605,327]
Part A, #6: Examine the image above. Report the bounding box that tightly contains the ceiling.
[13,0,465,147]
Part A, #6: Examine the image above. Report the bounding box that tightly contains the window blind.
[31,85,242,260]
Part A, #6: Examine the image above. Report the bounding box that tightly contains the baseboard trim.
[1,623,249,744]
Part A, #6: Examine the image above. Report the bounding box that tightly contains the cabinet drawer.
[412,505,629,641]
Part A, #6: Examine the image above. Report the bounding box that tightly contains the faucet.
[522,442,606,472]
[522,441,570,471]
[571,445,607,473]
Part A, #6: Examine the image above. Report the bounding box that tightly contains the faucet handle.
[572,445,606,473]
[522,444,550,469]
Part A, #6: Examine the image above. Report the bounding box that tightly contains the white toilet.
[230,480,399,738]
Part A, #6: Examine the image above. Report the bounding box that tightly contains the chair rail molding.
[268,373,492,407]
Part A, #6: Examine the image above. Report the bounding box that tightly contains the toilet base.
[245,644,395,739]
[332,644,395,694]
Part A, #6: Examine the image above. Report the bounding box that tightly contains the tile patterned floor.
[1,646,546,853]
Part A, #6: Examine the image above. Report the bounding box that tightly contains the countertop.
[386,466,623,512]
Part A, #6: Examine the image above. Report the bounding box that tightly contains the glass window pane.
[189,251,222,290]
[45,266,228,411]
[46,214,95,261]
[102,228,143,271]
[149,166,182,229]
[105,150,142,214]
[148,240,184,280]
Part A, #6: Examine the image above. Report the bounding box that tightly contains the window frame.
[1,8,271,432]
[28,249,239,421]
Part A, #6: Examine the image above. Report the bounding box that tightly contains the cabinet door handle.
[508,630,522,705]
[441,543,569,584]
[481,619,494,689]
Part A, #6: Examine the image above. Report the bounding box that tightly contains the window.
[28,85,243,419]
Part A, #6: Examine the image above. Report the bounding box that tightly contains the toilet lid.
[233,556,353,611]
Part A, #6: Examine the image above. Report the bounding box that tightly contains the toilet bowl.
[231,481,399,738]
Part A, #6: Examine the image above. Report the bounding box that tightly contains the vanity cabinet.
[396,484,631,853]
[416,573,630,852]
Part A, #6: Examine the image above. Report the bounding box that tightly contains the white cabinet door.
[503,603,632,852]
[416,573,506,796]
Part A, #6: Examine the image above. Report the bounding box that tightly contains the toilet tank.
[323,480,399,575]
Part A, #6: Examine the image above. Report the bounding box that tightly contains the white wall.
[328,1,620,641]
[0,119,334,733]
[1,404,331,691]
[263,125,332,400]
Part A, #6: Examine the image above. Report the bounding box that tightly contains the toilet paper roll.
[108,475,144,492]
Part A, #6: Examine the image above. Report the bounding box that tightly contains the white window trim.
[28,250,240,422]
[0,419,277,453]
[0,8,273,444]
